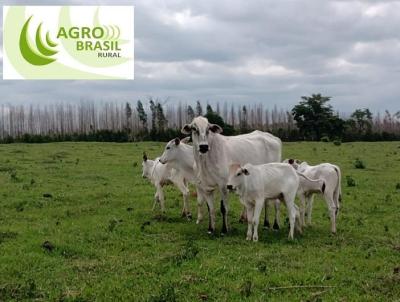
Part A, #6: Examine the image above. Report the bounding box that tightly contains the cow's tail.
[333,165,342,216]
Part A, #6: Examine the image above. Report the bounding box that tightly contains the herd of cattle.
[142,116,342,241]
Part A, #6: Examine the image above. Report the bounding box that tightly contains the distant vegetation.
[1,94,400,143]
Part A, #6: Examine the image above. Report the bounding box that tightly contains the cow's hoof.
[246,236,251,241]
[207,228,215,235]
[186,213,192,220]
[252,237,258,242]
[263,220,270,229]
[273,221,280,230]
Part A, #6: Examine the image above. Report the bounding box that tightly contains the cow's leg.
[158,187,166,213]
[294,204,303,234]
[306,194,314,225]
[176,181,191,219]
[324,192,337,234]
[252,198,264,242]
[245,203,254,240]
[263,200,270,229]
[196,187,204,224]
[284,193,297,240]
[205,191,216,234]
[220,188,229,235]
[239,206,247,223]
[183,190,191,219]
[298,193,307,227]
[273,199,280,230]
[152,191,159,211]
[155,184,165,213]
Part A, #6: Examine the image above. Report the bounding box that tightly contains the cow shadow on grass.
[142,208,351,248]
[183,218,349,247]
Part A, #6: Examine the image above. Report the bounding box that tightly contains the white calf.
[227,163,302,241]
[159,137,207,223]
[285,159,342,233]
[142,153,190,217]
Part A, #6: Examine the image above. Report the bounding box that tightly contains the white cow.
[182,116,282,234]
[159,137,279,229]
[159,137,207,223]
[227,163,302,241]
[142,153,191,217]
[285,159,342,233]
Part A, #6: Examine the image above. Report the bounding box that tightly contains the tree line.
[0,94,399,143]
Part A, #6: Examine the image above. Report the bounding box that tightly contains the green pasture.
[0,141,399,301]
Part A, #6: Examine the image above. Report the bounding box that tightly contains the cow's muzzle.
[159,159,166,164]
[227,185,234,191]
[199,144,209,154]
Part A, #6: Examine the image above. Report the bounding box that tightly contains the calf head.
[227,163,249,191]
[182,116,222,154]
[159,137,190,164]
[141,152,152,178]
[159,137,182,164]
[285,158,302,170]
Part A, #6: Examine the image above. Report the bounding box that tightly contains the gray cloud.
[0,0,399,113]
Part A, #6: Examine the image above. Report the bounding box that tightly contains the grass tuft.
[346,176,356,187]
[354,158,366,169]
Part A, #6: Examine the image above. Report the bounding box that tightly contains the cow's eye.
[237,172,242,176]
[166,147,170,150]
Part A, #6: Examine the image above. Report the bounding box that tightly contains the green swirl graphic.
[36,23,58,56]
[46,32,58,47]
[19,16,58,66]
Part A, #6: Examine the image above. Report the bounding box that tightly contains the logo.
[3,6,134,80]
[20,16,58,66]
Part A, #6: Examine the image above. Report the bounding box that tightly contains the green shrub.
[171,239,199,265]
[321,136,330,142]
[240,280,253,298]
[354,158,366,169]
[346,176,356,187]
[149,284,176,302]
[333,140,342,146]
[9,170,20,182]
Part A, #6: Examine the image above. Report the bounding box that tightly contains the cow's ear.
[295,159,301,164]
[182,124,192,134]
[209,124,223,133]
[288,159,294,165]
[174,138,180,145]
[143,152,148,162]
[243,168,250,175]
[181,136,191,144]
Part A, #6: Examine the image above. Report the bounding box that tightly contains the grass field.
[0,141,399,301]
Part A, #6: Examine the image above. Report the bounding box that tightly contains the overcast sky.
[1,0,399,113]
